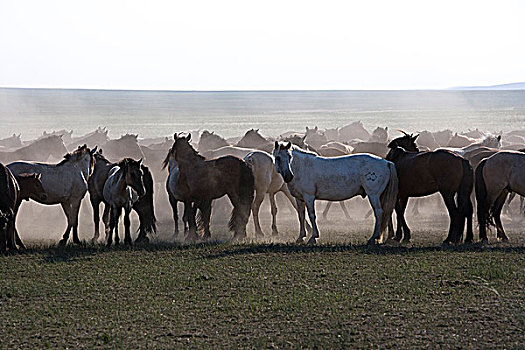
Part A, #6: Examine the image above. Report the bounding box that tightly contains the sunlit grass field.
[1,218,524,349]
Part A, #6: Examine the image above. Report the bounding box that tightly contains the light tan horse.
[476,151,525,242]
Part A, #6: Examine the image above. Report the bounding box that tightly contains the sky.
[0,0,524,90]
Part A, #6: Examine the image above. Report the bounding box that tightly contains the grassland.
[1,227,524,349]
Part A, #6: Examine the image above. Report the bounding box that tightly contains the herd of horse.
[0,123,524,252]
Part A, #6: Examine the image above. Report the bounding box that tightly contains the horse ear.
[302,135,306,142]
[497,135,501,141]
[306,127,309,131]
[138,158,143,165]
[274,141,279,149]
[37,173,41,180]
[98,148,103,154]
[315,126,318,132]
[285,141,292,149]
[385,127,388,131]
[186,134,192,142]
[256,128,259,132]
[91,146,98,154]
[173,133,178,140]
[412,134,419,141]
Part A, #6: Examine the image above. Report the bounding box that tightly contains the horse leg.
[252,190,265,237]
[394,198,409,242]
[59,202,73,246]
[440,192,459,245]
[503,192,515,216]
[269,192,279,236]
[91,199,101,243]
[366,194,384,245]
[124,209,132,246]
[228,194,249,241]
[184,201,198,242]
[295,199,307,243]
[493,191,509,242]
[14,229,26,250]
[6,219,17,251]
[106,207,115,247]
[322,201,332,220]
[168,194,179,236]
[102,203,111,242]
[281,184,312,233]
[411,199,420,216]
[112,207,122,246]
[339,201,352,220]
[304,196,320,245]
[70,200,82,245]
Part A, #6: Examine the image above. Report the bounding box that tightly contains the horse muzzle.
[40,194,48,201]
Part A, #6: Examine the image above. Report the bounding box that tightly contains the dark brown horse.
[0,166,47,252]
[387,133,473,244]
[165,133,254,241]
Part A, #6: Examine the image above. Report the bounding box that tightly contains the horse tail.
[456,158,474,242]
[379,161,398,240]
[229,160,255,236]
[475,158,490,241]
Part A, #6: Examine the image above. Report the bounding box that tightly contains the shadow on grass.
[201,242,525,260]
[5,240,525,264]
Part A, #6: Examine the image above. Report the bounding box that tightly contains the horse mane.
[291,145,318,156]
[57,145,90,166]
[162,147,173,170]
[177,139,205,161]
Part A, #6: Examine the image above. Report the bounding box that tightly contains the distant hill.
[450,82,525,90]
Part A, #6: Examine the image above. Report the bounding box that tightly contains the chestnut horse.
[387,133,473,244]
[167,133,254,241]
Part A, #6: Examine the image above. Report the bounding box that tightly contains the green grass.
[1,241,524,349]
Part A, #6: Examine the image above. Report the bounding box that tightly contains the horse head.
[17,172,47,201]
[388,131,419,152]
[120,158,145,197]
[273,141,294,183]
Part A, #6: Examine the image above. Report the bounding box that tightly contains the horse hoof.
[306,237,317,245]
[401,238,411,244]
[135,236,149,244]
[272,230,279,237]
[255,230,265,237]
[58,239,68,246]
[367,238,378,246]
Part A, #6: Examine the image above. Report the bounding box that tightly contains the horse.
[0,164,47,252]
[167,133,254,241]
[351,141,389,158]
[476,151,525,242]
[202,145,256,160]
[8,172,48,250]
[338,121,370,141]
[198,130,229,152]
[36,130,74,145]
[440,134,501,156]
[273,141,398,245]
[387,134,473,244]
[102,134,145,162]
[103,158,146,246]
[304,126,328,150]
[236,129,274,152]
[67,127,109,150]
[0,134,22,149]
[8,145,96,245]
[369,126,389,143]
[244,150,308,237]
[89,150,156,244]
[0,135,68,163]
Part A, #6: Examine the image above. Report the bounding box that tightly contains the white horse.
[103,158,145,246]
[7,145,96,245]
[439,134,501,157]
[273,142,398,245]
[244,150,309,237]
